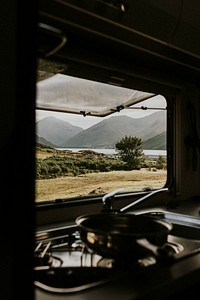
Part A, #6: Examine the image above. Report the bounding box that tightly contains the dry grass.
[35,169,167,202]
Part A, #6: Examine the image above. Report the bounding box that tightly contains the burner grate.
[34,241,63,270]
[34,232,185,271]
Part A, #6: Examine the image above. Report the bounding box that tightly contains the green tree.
[115,135,146,170]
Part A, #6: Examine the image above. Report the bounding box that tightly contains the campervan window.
[35,66,167,203]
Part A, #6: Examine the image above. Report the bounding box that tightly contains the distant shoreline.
[55,148,166,158]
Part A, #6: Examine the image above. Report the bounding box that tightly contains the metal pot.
[76,213,173,259]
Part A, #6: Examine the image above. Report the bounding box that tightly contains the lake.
[56,148,166,158]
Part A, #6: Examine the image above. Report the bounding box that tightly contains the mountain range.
[36,111,166,150]
[36,116,83,146]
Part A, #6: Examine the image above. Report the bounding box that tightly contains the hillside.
[63,111,166,149]
[36,116,83,147]
[36,111,166,149]
[36,134,57,148]
[142,131,166,150]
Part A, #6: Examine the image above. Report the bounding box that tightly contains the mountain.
[63,111,166,149]
[36,116,83,147]
[142,131,166,150]
[36,134,57,148]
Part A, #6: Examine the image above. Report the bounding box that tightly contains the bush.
[35,153,127,180]
[156,155,167,169]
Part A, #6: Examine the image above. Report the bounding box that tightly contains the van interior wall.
[178,84,200,199]
[0,1,36,300]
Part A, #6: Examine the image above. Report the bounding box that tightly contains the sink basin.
[170,223,200,240]
[141,211,200,240]
[164,212,200,240]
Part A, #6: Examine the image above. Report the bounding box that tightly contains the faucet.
[120,187,169,213]
[101,187,169,213]
[101,189,124,213]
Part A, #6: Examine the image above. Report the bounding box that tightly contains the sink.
[140,211,200,240]
[170,223,200,240]
[164,212,200,240]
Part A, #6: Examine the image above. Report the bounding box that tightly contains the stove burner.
[96,241,184,269]
[96,254,157,269]
[34,241,63,270]
[162,241,184,255]
[97,258,114,268]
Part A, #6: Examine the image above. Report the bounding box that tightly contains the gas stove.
[34,210,200,298]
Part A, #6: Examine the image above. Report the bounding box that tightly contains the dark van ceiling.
[37,0,200,88]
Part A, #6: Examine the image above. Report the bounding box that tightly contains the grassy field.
[35,148,167,202]
[36,169,167,202]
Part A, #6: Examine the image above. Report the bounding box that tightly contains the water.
[56,148,166,158]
